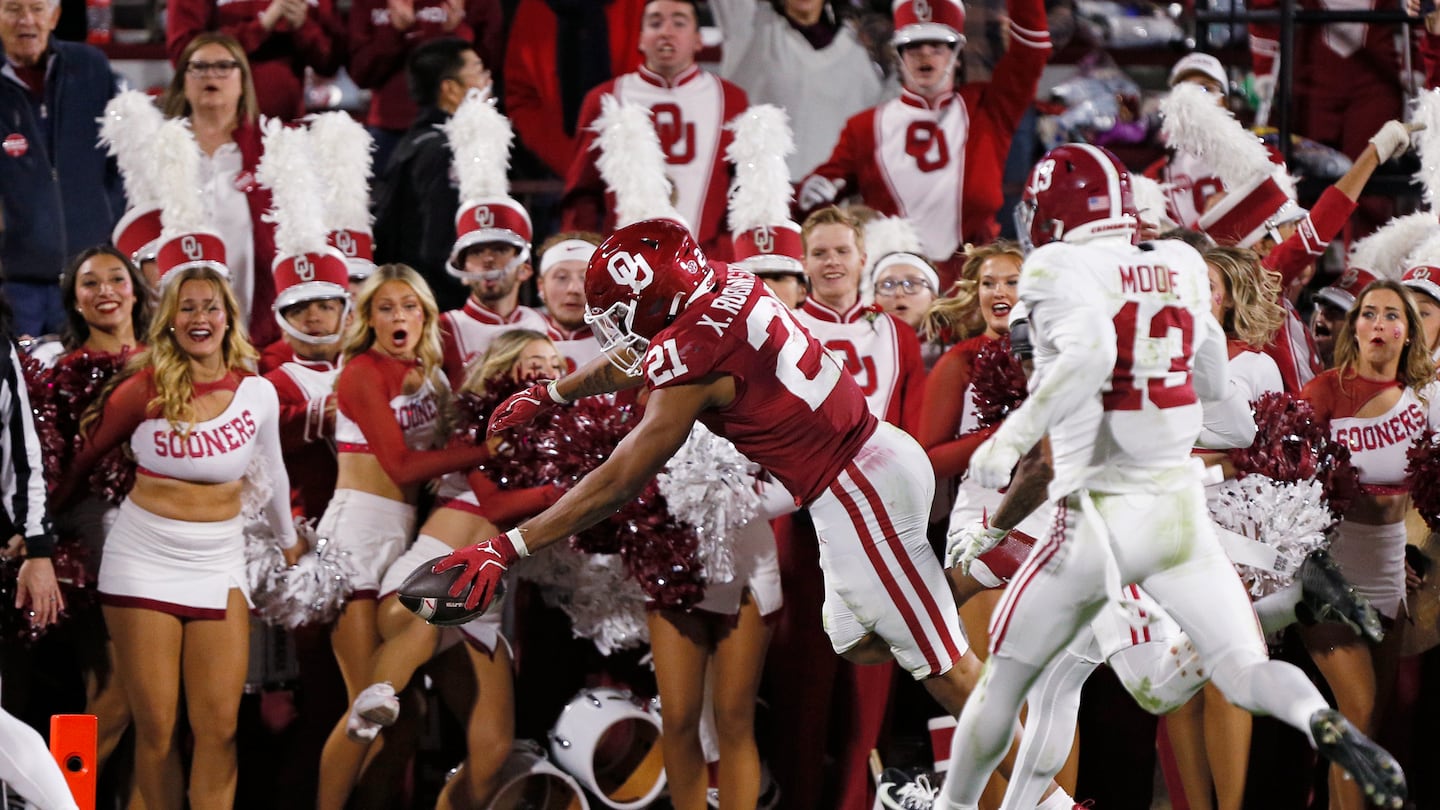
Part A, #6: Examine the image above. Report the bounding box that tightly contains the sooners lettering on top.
[607,252,655,294]
[154,411,258,458]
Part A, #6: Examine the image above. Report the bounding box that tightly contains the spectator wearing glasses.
[166,0,346,121]
[871,251,941,368]
[160,33,280,348]
[0,0,124,336]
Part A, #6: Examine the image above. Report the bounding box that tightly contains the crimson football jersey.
[643,269,877,504]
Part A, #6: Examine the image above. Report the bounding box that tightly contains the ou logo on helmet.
[474,207,494,229]
[294,255,315,282]
[334,230,356,256]
[913,0,932,21]
[1414,267,1433,281]
[181,235,205,261]
[753,226,775,255]
[607,251,655,294]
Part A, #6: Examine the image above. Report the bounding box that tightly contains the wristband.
[505,526,531,558]
[546,380,569,405]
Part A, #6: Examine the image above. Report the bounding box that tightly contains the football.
[396,555,501,627]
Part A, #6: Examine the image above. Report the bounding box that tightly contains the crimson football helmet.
[584,219,715,376]
[1015,143,1138,252]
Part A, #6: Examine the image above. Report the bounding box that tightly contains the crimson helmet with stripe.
[892,0,966,47]
[1015,143,1138,251]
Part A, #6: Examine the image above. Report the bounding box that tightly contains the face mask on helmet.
[1017,144,1138,253]
[584,298,651,377]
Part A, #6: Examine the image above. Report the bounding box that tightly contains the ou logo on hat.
[181,235,205,261]
[334,230,356,256]
[753,226,774,254]
[294,255,315,282]
[914,0,932,21]
[1414,267,1433,281]
[474,207,494,228]
[1338,268,1359,288]
[607,251,655,294]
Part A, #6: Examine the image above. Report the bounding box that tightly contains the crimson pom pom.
[454,378,705,608]
[1406,428,1440,533]
[970,337,1029,430]
[0,539,97,645]
[23,351,136,502]
[1229,392,1360,516]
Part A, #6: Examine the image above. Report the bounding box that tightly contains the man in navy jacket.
[1,0,123,336]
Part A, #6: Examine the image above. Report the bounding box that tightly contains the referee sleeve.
[0,344,54,557]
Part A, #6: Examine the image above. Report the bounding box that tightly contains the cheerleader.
[315,264,494,810]
[55,264,297,810]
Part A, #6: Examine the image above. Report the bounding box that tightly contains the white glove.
[1369,120,1419,163]
[798,174,845,211]
[968,434,1022,490]
[945,519,1009,574]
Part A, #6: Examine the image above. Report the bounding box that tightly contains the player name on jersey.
[1119,263,1180,295]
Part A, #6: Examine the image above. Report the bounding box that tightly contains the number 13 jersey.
[1022,238,1223,494]
[643,267,878,505]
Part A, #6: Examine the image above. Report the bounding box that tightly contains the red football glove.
[487,381,559,437]
[432,531,521,612]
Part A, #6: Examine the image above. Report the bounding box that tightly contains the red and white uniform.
[793,298,925,433]
[440,300,551,388]
[1301,371,1440,616]
[803,0,1049,274]
[643,267,964,677]
[82,369,294,617]
[562,66,748,256]
[543,316,604,373]
[264,358,339,520]
[1148,149,1223,231]
[166,0,343,120]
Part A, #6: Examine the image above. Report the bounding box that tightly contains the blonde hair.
[801,206,866,256]
[923,241,1023,341]
[343,264,446,383]
[1334,279,1437,392]
[162,32,260,124]
[460,329,554,395]
[1203,246,1285,349]
[141,266,256,434]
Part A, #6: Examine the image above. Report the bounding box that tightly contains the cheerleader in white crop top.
[1298,279,1439,809]
[315,265,497,810]
[53,266,296,810]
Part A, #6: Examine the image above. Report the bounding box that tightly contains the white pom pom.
[154,117,209,236]
[1402,227,1440,277]
[1210,476,1335,597]
[725,104,796,233]
[98,90,165,210]
[1349,211,1440,279]
[593,94,683,226]
[516,547,649,655]
[443,90,513,202]
[657,424,764,584]
[1413,88,1440,208]
[1160,83,1277,192]
[1130,174,1176,231]
[307,112,375,233]
[257,119,330,257]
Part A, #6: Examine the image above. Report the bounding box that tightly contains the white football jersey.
[1021,237,1225,496]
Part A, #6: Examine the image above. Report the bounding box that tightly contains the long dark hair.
[60,246,152,351]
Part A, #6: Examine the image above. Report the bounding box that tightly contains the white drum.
[549,687,667,809]
[487,739,589,810]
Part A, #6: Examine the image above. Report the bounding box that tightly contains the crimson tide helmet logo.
[181,235,204,261]
[606,251,655,294]
[474,207,494,228]
[753,226,774,254]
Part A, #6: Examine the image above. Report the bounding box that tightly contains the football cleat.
[877,767,941,810]
[1296,550,1384,644]
[1310,708,1407,809]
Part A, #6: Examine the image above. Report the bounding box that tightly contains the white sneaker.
[345,682,398,742]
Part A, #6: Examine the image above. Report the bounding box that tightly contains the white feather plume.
[1348,211,1440,279]
[154,117,209,237]
[256,119,328,257]
[1161,83,1292,197]
[1130,174,1175,230]
[1403,228,1440,276]
[98,90,165,210]
[1412,88,1440,208]
[725,104,796,233]
[443,90,513,201]
[864,216,925,270]
[307,112,374,233]
[593,94,683,226]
